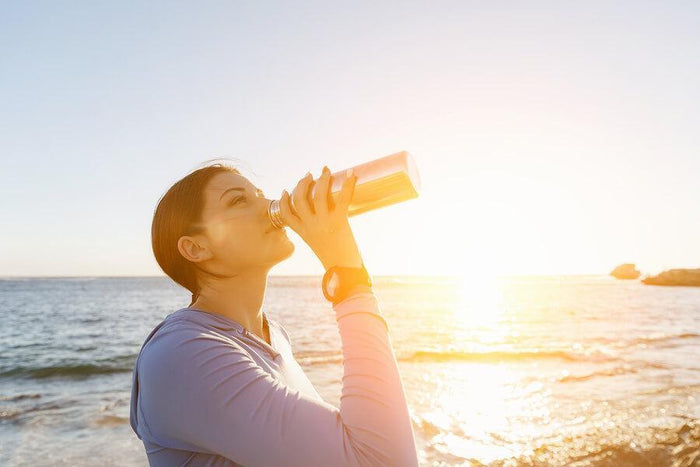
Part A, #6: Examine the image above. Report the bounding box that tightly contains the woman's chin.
[274,240,295,261]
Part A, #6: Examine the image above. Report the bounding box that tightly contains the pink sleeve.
[138,289,419,466]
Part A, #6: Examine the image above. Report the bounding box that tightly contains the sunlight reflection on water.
[400,275,700,465]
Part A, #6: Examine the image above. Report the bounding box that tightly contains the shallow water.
[1,275,698,466]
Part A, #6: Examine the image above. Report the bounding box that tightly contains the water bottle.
[267,150,422,229]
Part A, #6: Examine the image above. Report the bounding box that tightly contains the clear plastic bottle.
[267,150,422,229]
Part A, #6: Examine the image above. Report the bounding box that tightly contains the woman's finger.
[337,169,357,215]
[291,172,315,218]
[313,166,331,217]
[278,190,301,232]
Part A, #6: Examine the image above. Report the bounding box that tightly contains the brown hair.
[151,162,241,306]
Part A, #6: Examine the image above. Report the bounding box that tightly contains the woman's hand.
[278,166,364,271]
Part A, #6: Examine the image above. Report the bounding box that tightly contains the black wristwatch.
[322,263,373,306]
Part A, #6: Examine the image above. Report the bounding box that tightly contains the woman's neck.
[191,270,271,343]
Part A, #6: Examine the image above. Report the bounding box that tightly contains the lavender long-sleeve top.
[129,289,419,466]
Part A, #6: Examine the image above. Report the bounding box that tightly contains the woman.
[129,162,419,466]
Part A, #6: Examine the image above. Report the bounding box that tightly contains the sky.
[1,1,699,278]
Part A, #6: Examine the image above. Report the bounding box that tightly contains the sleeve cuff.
[333,288,389,332]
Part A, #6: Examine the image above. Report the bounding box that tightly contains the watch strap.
[322,264,373,306]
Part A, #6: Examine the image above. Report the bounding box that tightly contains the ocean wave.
[296,348,618,365]
[558,366,637,383]
[295,350,344,365]
[0,393,41,402]
[402,349,617,363]
[601,332,700,348]
[0,355,137,380]
[0,399,69,421]
[556,359,678,384]
[0,407,22,420]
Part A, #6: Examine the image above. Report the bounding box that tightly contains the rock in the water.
[642,268,700,286]
[610,263,641,280]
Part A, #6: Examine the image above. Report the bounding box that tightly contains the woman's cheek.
[207,222,234,248]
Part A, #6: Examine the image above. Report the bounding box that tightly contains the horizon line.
[0,272,617,279]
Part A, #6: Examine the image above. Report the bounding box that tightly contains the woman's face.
[184,171,294,274]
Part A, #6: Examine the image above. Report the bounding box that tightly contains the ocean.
[1,275,698,466]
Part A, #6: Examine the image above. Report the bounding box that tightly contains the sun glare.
[456,272,505,328]
[421,363,528,464]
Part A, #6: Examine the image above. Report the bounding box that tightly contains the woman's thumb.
[339,170,357,211]
[278,190,301,230]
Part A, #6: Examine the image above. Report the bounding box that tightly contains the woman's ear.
[177,235,213,263]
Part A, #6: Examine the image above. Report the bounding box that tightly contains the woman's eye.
[230,196,246,206]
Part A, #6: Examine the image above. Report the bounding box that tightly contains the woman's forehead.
[207,171,249,193]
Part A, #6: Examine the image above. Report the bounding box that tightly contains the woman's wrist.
[322,252,364,270]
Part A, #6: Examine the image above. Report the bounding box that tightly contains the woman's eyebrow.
[219,186,264,201]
